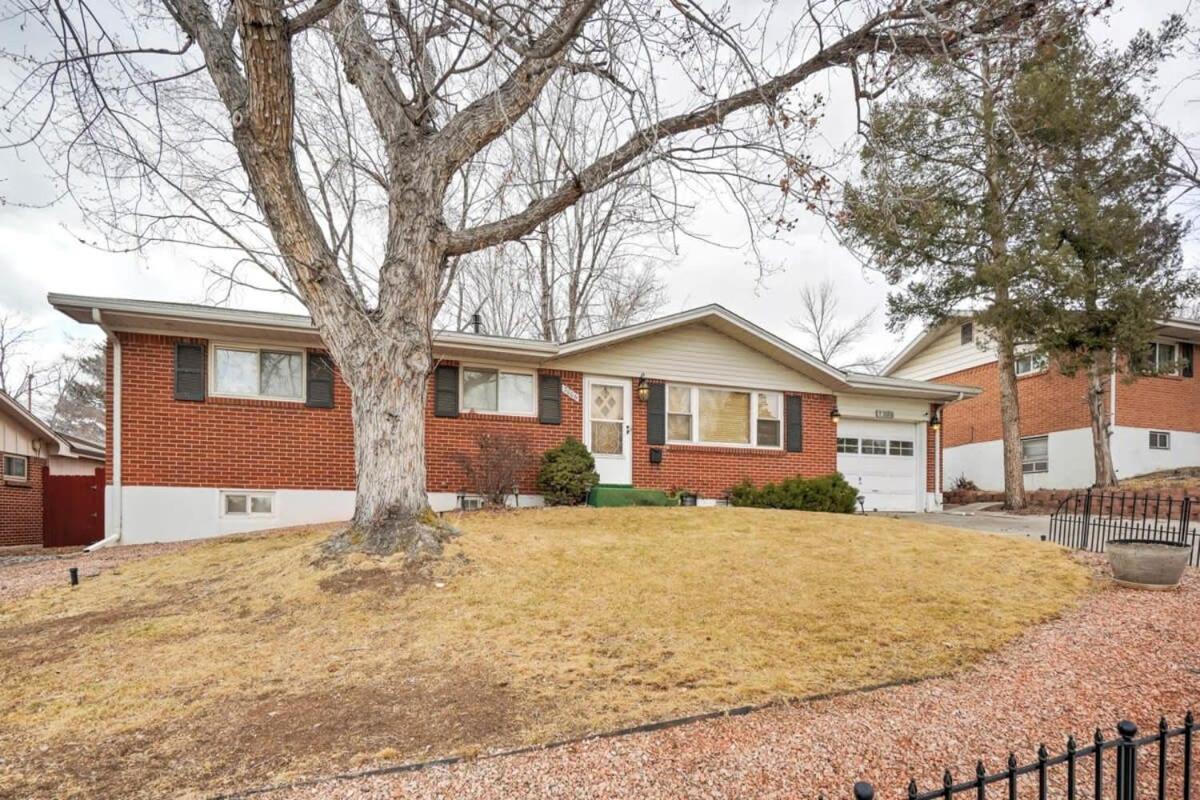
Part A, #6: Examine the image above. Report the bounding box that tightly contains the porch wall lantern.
[636,374,650,403]
[830,406,841,425]
[930,411,942,431]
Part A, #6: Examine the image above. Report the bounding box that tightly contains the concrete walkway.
[874,503,1051,540]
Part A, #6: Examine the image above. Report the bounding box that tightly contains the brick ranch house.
[49,294,979,546]
[1,391,104,548]
[884,315,1200,490]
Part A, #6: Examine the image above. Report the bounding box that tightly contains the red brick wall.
[1115,374,1200,432]
[424,365,583,494]
[931,360,1200,449]
[0,457,45,547]
[109,335,846,500]
[632,389,838,498]
[934,362,1092,448]
[108,333,356,489]
[926,405,941,493]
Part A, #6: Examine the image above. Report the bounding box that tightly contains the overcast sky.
[1,0,1196,380]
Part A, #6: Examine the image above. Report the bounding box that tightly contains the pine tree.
[1012,21,1193,487]
[841,37,1049,509]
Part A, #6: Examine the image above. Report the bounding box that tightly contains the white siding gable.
[0,407,39,457]
[891,324,996,381]
[546,322,829,393]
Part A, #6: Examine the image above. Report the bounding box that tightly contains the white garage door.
[836,420,921,512]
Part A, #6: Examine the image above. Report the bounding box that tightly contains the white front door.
[836,419,923,512]
[584,377,633,485]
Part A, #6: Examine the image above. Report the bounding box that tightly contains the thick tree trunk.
[994,335,1028,510]
[321,330,453,559]
[1086,355,1118,488]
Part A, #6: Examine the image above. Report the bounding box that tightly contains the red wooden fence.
[42,467,105,548]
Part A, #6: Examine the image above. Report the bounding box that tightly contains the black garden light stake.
[69,567,79,586]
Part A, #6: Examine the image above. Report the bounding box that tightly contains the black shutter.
[538,374,562,424]
[785,395,803,452]
[174,343,206,401]
[646,382,665,445]
[1182,343,1194,378]
[434,364,459,418]
[306,353,335,408]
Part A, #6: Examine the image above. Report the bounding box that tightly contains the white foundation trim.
[944,426,1200,491]
[116,487,548,543]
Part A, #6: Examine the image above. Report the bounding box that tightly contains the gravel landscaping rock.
[265,558,1200,800]
[0,541,195,602]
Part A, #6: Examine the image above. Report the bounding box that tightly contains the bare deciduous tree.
[790,279,883,372]
[3,0,1075,556]
[43,341,107,442]
[0,312,51,404]
[441,77,672,341]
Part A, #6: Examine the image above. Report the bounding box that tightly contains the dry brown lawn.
[0,507,1091,799]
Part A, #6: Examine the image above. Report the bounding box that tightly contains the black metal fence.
[846,715,1195,800]
[1046,490,1200,567]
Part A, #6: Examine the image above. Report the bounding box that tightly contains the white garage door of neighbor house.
[836,419,921,513]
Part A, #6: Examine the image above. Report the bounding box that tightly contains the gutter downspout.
[1109,349,1118,428]
[86,309,121,550]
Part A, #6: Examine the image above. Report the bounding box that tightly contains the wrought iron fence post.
[1185,711,1194,800]
[854,781,875,800]
[1082,489,1094,551]
[1116,720,1138,800]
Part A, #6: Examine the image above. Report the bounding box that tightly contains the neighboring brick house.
[884,316,1200,490]
[0,391,104,547]
[51,294,978,545]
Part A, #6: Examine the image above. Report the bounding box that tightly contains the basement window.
[222,491,275,517]
[1021,436,1049,474]
[2,454,27,481]
[1149,431,1171,450]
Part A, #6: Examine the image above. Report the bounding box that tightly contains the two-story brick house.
[885,315,1200,490]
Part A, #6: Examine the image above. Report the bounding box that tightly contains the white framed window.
[667,385,693,442]
[1015,352,1048,376]
[1149,431,1171,450]
[888,440,915,457]
[1149,342,1180,375]
[665,384,783,448]
[3,454,28,480]
[755,392,782,448]
[221,491,275,517]
[960,322,974,345]
[212,345,305,401]
[461,366,535,415]
[861,438,888,455]
[836,437,859,454]
[1021,436,1049,474]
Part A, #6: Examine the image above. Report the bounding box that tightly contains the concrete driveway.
[874,503,1051,540]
